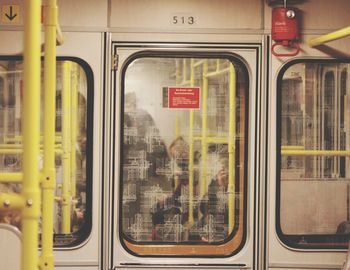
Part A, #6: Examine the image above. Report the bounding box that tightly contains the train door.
[104,42,265,269]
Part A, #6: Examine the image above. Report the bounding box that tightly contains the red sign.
[168,87,200,109]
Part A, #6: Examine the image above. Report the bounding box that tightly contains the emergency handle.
[271,41,300,57]
[271,7,300,57]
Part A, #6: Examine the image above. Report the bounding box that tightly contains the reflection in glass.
[279,62,350,248]
[0,60,88,246]
[121,57,247,246]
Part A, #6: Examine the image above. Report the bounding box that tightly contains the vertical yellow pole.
[182,59,187,83]
[70,63,78,198]
[22,1,41,270]
[41,0,57,269]
[175,59,181,137]
[3,86,9,140]
[228,63,236,232]
[200,60,208,197]
[61,61,71,233]
[188,59,195,225]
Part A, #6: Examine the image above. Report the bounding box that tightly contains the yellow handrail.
[40,0,58,268]
[200,60,208,197]
[228,63,236,233]
[0,193,25,210]
[178,58,237,232]
[281,145,305,150]
[175,60,181,138]
[22,2,41,270]
[188,59,195,225]
[307,26,350,47]
[193,136,230,144]
[4,135,62,143]
[0,173,23,183]
[70,63,78,198]
[56,21,64,46]
[61,61,72,233]
[0,149,23,154]
[0,144,62,149]
[0,147,62,154]
[206,68,230,78]
[281,150,350,156]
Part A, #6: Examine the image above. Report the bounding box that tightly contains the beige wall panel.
[0,0,107,29]
[264,0,350,31]
[110,0,262,30]
[58,0,108,28]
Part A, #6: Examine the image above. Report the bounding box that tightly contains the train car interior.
[0,0,349,270]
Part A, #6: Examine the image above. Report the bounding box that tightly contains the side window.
[277,61,350,249]
[120,54,248,256]
[0,58,93,247]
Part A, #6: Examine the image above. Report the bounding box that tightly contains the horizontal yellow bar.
[0,70,23,75]
[308,26,350,47]
[0,149,23,154]
[0,173,23,183]
[281,145,305,150]
[281,150,350,156]
[193,136,229,144]
[0,144,62,149]
[0,193,25,210]
[205,67,230,78]
[178,80,191,86]
[193,60,205,67]
[56,23,64,46]
[4,135,62,143]
[0,148,63,154]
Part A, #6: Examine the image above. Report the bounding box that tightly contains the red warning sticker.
[168,87,200,109]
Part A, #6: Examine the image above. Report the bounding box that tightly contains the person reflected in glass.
[190,157,229,242]
[151,136,200,242]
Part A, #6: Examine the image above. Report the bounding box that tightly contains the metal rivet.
[26,199,33,207]
[3,200,10,207]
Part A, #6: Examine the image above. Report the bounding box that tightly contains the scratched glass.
[120,56,249,255]
[0,59,91,247]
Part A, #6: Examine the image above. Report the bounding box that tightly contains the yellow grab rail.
[228,63,236,233]
[70,63,78,198]
[0,147,63,155]
[4,135,62,143]
[40,0,59,268]
[22,2,41,270]
[200,60,208,198]
[307,26,350,47]
[0,173,23,183]
[188,59,195,226]
[56,21,64,46]
[61,61,72,233]
[0,193,25,210]
[200,60,208,197]
[0,193,26,210]
[281,150,350,156]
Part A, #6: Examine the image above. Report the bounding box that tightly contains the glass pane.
[278,62,350,248]
[121,56,248,255]
[0,59,90,246]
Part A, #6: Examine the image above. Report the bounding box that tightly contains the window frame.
[118,51,249,257]
[0,55,94,248]
[276,58,350,250]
